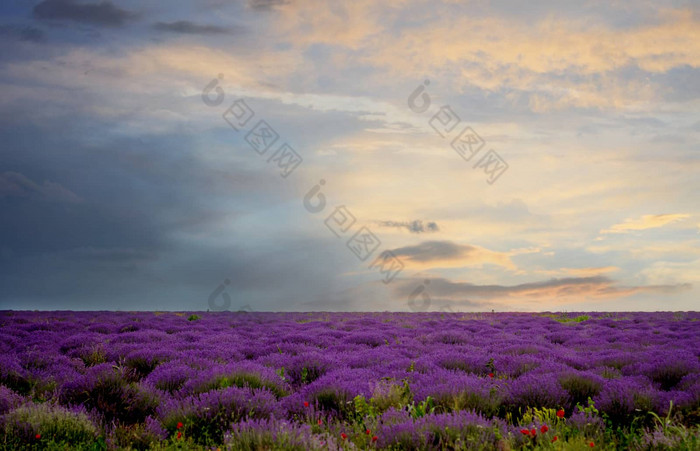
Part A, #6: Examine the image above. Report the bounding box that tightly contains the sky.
[0,0,698,312]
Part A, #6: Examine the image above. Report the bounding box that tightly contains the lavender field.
[1,311,699,450]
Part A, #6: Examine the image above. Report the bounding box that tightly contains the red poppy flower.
[488,373,494,378]
[303,401,309,407]
[589,442,595,447]
[531,428,537,436]
[176,422,183,429]
[556,409,565,418]
[520,429,530,435]
[540,425,549,433]
[552,436,558,443]
[35,434,41,439]
[317,419,322,425]
[372,436,378,442]
[340,433,347,440]
[366,429,371,435]
[177,432,182,439]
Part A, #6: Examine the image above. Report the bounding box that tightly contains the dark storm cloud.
[0,112,345,310]
[33,0,136,27]
[0,171,81,203]
[376,220,439,234]
[61,247,157,263]
[0,190,158,256]
[0,125,191,259]
[0,25,45,42]
[153,21,233,35]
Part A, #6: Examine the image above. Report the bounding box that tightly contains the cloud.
[61,247,157,262]
[33,0,136,27]
[153,21,233,35]
[270,2,700,110]
[0,25,45,43]
[640,258,700,287]
[0,171,82,203]
[601,214,690,234]
[1,0,698,312]
[376,220,439,234]
[316,276,494,312]
[537,266,620,278]
[391,275,692,305]
[381,240,516,270]
[248,0,289,11]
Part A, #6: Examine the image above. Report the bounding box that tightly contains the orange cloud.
[601,214,690,234]
[271,3,700,110]
[535,266,620,277]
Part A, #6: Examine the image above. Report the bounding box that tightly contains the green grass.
[541,313,591,323]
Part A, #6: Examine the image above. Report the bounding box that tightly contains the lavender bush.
[0,311,698,449]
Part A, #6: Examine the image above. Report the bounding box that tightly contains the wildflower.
[589,442,595,447]
[372,436,378,442]
[304,401,309,407]
[340,433,347,440]
[556,409,565,418]
[521,429,530,435]
[366,429,371,435]
[35,434,41,439]
[531,428,537,436]
[176,422,183,429]
[489,373,494,378]
[317,419,322,425]
[540,425,549,433]
[552,436,558,443]
[177,432,182,440]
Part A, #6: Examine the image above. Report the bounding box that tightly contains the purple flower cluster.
[0,310,698,448]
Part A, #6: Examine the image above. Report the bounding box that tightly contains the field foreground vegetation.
[0,311,698,450]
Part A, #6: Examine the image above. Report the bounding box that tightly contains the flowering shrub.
[2,403,98,448]
[226,418,335,450]
[0,311,698,449]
